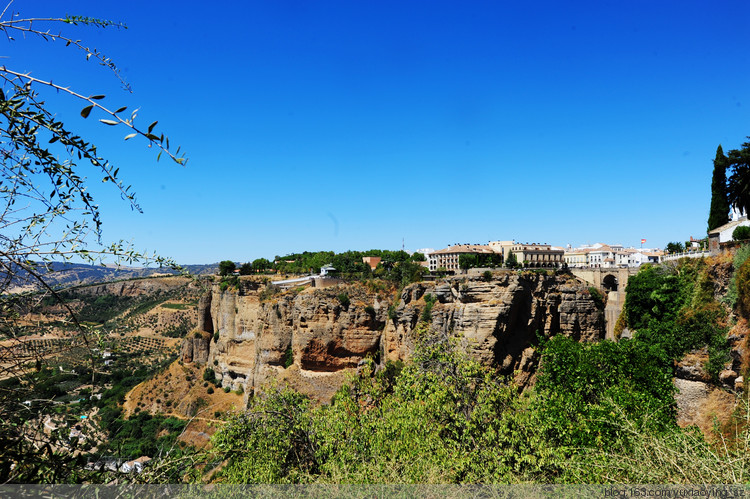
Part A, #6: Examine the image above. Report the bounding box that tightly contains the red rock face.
[183,273,605,402]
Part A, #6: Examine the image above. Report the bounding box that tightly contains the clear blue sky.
[9,1,750,263]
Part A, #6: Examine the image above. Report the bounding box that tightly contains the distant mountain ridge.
[6,261,218,293]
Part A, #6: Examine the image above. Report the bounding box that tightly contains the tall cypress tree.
[708,145,730,231]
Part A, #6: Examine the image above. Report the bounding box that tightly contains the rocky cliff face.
[183,272,605,403]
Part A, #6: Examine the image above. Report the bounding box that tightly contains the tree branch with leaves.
[0,3,186,482]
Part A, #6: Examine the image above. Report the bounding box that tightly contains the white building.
[708,216,750,253]
[565,243,662,268]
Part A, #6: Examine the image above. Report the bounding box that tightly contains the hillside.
[6,262,218,294]
[4,258,750,484]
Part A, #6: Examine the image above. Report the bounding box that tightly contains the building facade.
[509,243,564,267]
[428,244,496,272]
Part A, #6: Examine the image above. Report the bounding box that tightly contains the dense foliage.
[271,249,427,286]
[708,145,730,232]
[458,253,504,270]
[205,325,690,484]
[624,259,729,380]
[727,140,750,217]
[733,225,750,241]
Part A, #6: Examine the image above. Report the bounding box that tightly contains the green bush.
[536,335,676,448]
[388,304,398,322]
[283,347,294,369]
[736,258,750,319]
[337,293,350,309]
[724,244,750,309]
[733,225,750,241]
[624,259,730,381]
[420,293,436,322]
[211,329,566,483]
[259,284,281,302]
[588,287,604,310]
[203,367,217,385]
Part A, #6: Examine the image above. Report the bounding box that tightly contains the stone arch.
[602,274,618,292]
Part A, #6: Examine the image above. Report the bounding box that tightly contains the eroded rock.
[183,273,605,403]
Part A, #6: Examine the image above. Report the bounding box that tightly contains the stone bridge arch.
[569,267,640,339]
[602,273,618,292]
[569,267,636,292]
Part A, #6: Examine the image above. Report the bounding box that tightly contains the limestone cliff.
[184,272,604,403]
[69,276,196,297]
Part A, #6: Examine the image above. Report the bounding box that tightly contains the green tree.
[410,252,426,262]
[252,258,272,273]
[708,145,730,231]
[727,139,750,217]
[505,252,518,269]
[458,253,477,270]
[239,262,253,275]
[218,260,236,276]
[665,241,684,253]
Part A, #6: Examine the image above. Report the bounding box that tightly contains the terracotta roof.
[431,245,497,255]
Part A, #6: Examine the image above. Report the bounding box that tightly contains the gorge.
[181,271,606,403]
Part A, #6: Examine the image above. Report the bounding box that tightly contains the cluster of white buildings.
[562,243,663,269]
[417,240,665,272]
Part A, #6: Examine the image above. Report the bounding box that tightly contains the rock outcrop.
[183,272,605,403]
[181,330,212,364]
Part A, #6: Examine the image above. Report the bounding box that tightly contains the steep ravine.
[181,272,605,403]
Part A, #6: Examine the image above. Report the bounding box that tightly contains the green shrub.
[213,332,220,343]
[587,287,604,310]
[736,258,750,319]
[203,367,216,384]
[388,304,398,322]
[337,293,350,308]
[259,284,281,301]
[211,329,566,483]
[724,244,750,309]
[536,335,676,448]
[420,293,436,322]
[207,387,214,394]
[482,270,493,282]
[283,347,294,369]
[733,225,750,241]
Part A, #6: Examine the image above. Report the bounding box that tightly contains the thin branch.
[0,69,186,165]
